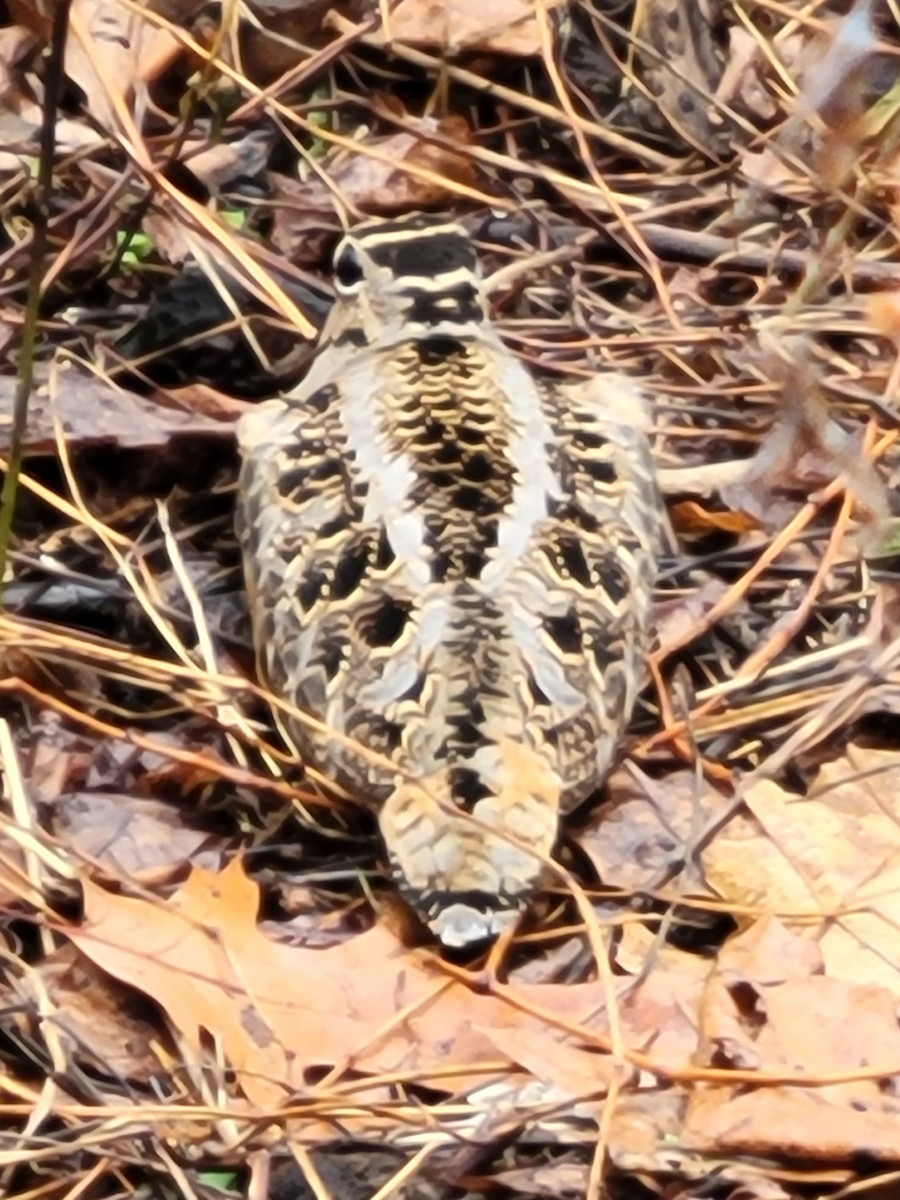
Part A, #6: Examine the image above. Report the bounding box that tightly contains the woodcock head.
[323,215,490,347]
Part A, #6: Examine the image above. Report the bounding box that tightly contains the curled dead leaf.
[669,499,761,537]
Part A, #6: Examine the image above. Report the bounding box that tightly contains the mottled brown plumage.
[236,215,663,946]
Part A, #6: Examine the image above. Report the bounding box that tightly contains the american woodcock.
[236,214,663,947]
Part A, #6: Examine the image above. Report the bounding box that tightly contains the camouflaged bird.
[236,215,663,947]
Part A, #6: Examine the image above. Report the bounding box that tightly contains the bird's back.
[236,215,663,945]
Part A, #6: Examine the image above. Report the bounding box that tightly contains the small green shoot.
[115,229,155,271]
[198,1171,240,1194]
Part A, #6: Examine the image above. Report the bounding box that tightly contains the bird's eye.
[334,245,364,291]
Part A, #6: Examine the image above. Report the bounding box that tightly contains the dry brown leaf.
[703,754,900,999]
[180,131,273,194]
[0,363,233,456]
[70,859,703,1113]
[684,916,900,1161]
[383,0,566,57]
[52,793,224,885]
[801,750,900,994]
[491,1161,589,1198]
[700,783,818,919]
[329,115,478,212]
[478,1023,618,1100]
[240,0,370,84]
[575,767,727,895]
[15,944,161,1083]
[65,0,182,130]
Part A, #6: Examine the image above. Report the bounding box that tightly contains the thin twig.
[0,0,72,593]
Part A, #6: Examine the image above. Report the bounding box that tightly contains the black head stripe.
[365,233,477,281]
[405,281,483,325]
[414,888,522,922]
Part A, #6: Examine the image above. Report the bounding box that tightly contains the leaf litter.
[4,0,900,1198]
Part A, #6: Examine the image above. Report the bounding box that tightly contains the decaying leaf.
[65,0,183,130]
[326,114,478,211]
[575,766,728,895]
[490,1160,589,1199]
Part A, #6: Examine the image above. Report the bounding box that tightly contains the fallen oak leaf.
[69,859,703,1111]
[72,860,498,1104]
[77,862,294,1106]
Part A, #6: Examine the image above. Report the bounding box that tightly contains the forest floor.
[3,1,900,1199]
